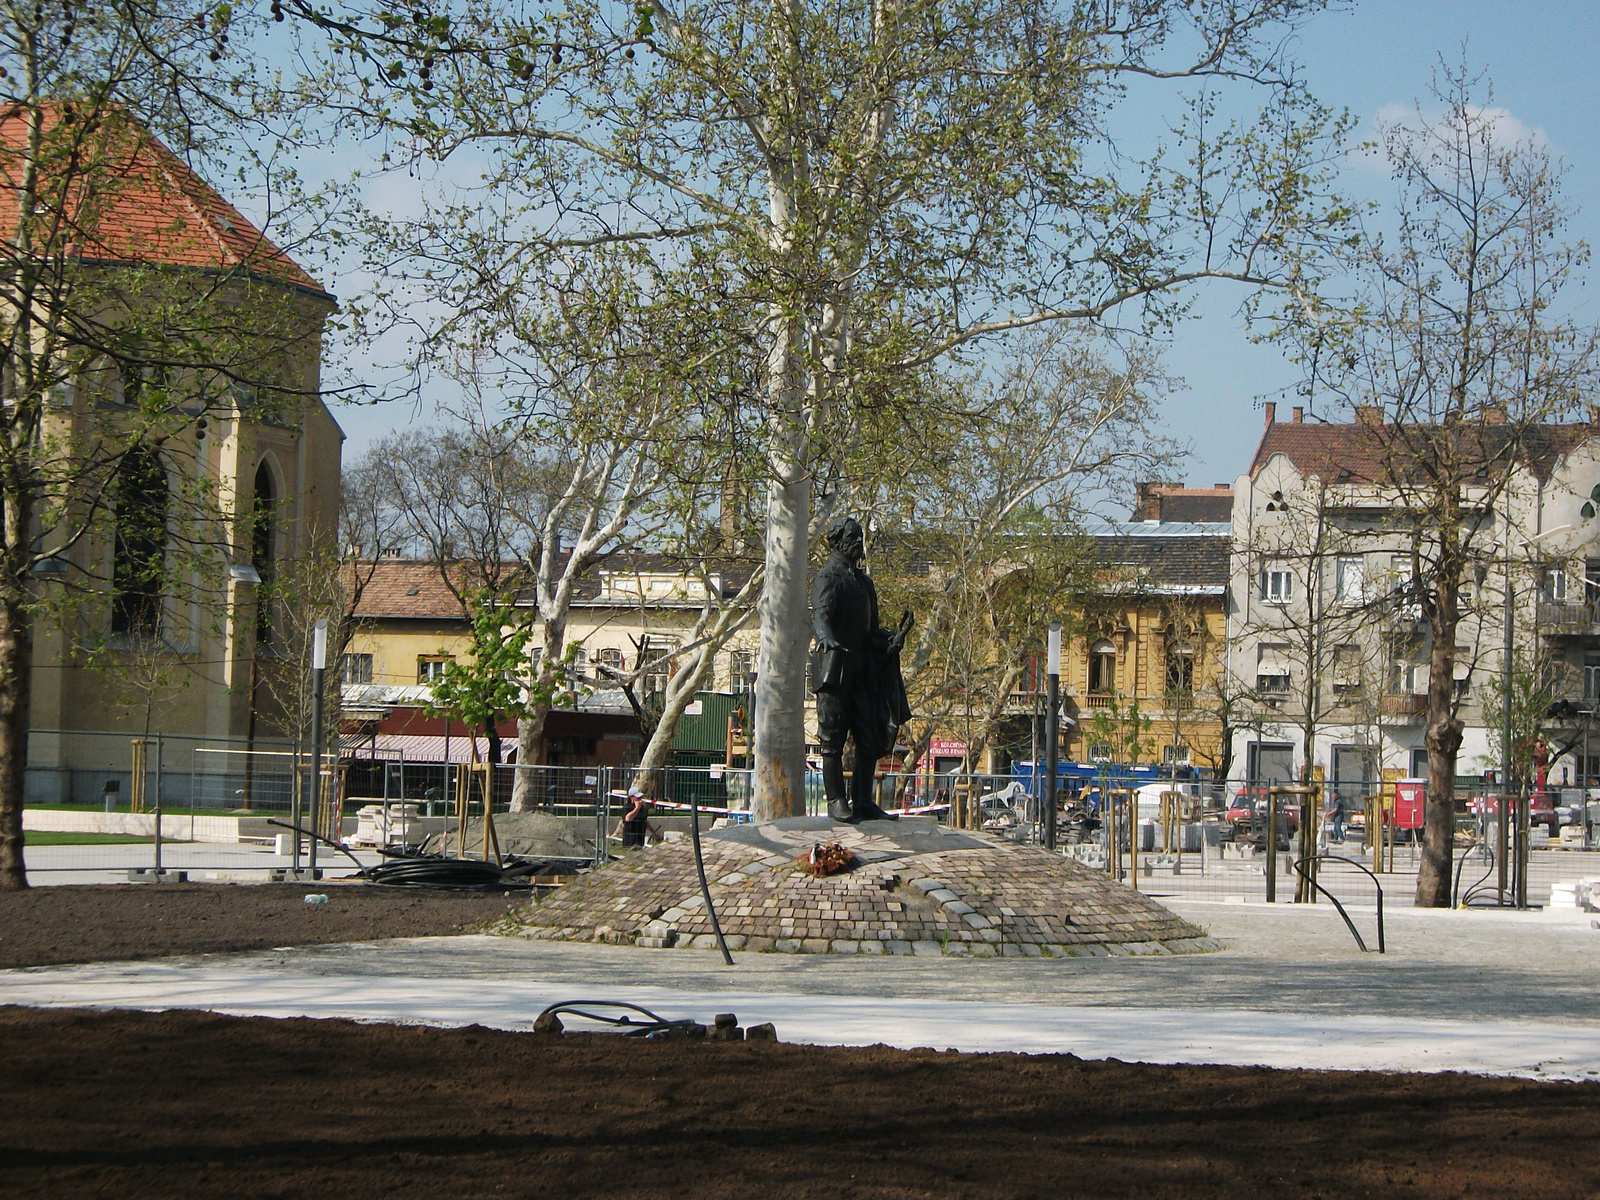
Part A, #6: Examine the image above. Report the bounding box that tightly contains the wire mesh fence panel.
[190,748,303,813]
[486,764,606,817]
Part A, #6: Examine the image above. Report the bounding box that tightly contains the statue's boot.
[823,755,854,823]
[851,797,898,823]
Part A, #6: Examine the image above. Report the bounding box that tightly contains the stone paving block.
[519,819,1208,959]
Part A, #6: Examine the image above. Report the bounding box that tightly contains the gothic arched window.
[111,447,168,636]
[1088,638,1117,695]
[252,460,275,643]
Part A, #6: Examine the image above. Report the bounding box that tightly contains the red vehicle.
[1225,790,1300,843]
[1469,792,1558,837]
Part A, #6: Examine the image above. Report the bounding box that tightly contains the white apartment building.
[1226,403,1600,797]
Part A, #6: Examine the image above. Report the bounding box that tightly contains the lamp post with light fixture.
[307,619,328,876]
[1044,622,1061,850]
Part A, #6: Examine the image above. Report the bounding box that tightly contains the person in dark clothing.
[811,516,914,823]
[614,787,661,848]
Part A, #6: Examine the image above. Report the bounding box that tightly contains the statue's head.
[826,516,865,562]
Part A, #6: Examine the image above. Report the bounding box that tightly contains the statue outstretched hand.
[886,608,914,654]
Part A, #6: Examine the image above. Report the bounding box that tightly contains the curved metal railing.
[1291,854,1386,954]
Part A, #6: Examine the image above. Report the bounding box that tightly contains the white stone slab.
[3,959,1596,1082]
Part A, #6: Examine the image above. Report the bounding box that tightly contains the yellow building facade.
[20,126,342,802]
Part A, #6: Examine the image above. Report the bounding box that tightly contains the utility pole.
[1044,622,1060,851]
[308,619,328,876]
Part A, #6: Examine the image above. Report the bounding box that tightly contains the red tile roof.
[1249,417,1598,485]
[0,105,327,296]
[348,555,758,619]
[349,561,476,619]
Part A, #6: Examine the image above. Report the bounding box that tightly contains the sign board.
[917,739,969,772]
[684,701,703,716]
[1393,779,1425,829]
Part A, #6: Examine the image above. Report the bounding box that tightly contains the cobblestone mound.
[516,817,1215,957]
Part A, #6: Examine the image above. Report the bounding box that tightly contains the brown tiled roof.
[350,561,473,619]
[1249,418,1597,485]
[0,105,327,296]
[349,555,758,619]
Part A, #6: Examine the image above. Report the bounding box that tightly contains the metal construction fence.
[21,733,1600,912]
[952,771,1600,911]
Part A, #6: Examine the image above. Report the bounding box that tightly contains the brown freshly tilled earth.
[0,882,520,969]
[1,1006,1596,1199]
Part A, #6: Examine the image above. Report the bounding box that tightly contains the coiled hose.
[267,819,536,890]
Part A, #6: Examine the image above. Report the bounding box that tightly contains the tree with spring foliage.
[296,0,1354,819]
[1273,64,1600,906]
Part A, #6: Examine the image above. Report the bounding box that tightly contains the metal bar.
[308,621,327,876]
[152,733,163,876]
[685,765,733,966]
[1291,854,1384,952]
[1265,788,1278,903]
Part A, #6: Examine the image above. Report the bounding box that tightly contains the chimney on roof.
[1214,483,1228,489]
[1264,402,1277,427]
[1483,405,1507,426]
[1133,481,1166,521]
[1292,406,1304,423]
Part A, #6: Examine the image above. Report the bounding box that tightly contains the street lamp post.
[1044,622,1061,851]
[307,619,328,877]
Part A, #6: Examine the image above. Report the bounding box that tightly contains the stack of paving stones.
[516,820,1217,958]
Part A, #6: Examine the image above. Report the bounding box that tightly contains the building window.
[341,653,373,684]
[728,649,755,694]
[417,656,452,683]
[1165,643,1194,696]
[1088,743,1113,762]
[1331,644,1363,693]
[1393,661,1426,695]
[1585,655,1600,703]
[1259,564,1293,603]
[1087,639,1116,694]
[595,647,625,679]
[638,636,677,694]
[568,647,588,683]
[252,461,275,643]
[1256,643,1291,694]
[1163,744,1191,766]
[1335,555,1365,604]
[110,447,168,637]
[1543,566,1568,604]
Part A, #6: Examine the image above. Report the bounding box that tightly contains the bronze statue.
[811,516,913,823]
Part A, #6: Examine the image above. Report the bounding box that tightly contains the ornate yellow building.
[1057,521,1231,778]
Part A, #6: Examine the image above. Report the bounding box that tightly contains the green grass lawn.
[24,832,190,846]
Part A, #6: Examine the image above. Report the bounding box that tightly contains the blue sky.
[323,2,1600,501]
[1153,0,1600,493]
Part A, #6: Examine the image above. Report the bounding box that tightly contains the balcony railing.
[1536,600,1600,635]
[1379,693,1427,720]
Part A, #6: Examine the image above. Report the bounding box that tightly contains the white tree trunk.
[753,436,810,820]
[634,647,717,777]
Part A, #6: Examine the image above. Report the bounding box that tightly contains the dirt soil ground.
[0,883,521,969]
[0,1006,1596,1200]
